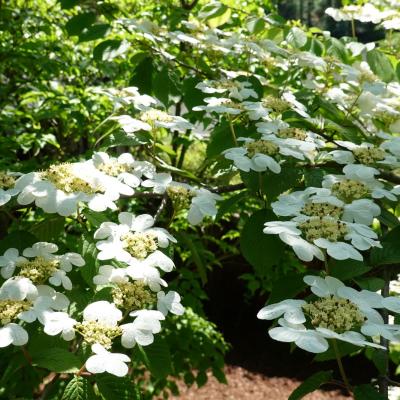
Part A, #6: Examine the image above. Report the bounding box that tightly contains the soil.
[171,365,351,400]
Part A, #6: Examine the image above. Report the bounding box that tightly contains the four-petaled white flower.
[188,189,222,225]
[83,301,122,326]
[86,343,131,377]
[157,291,184,316]
[121,310,165,348]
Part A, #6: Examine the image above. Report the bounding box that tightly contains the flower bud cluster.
[301,202,343,219]
[353,147,386,165]
[331,179,370,202]
[112,281,156,311]
[277,127,308,141]
[246,139,279,157]
[75,320,122,349]
[302,296,365,333]
[299,217,348,242]
[167,185,193,211]
[0,299,32,325]
[121,232,158,259]
[41,164,99,194]
[0,172,15,190]
[17,257,59,285]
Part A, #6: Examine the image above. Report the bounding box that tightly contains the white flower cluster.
[0,226,183,377]
[258,276,400,353]
[0,275,69,348]
[326,4,400,30]
[264,164,388,262]
[0,242,84,289]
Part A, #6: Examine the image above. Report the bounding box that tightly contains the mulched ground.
[171,365,350,400]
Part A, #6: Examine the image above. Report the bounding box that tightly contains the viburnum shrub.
[2,0,400,399]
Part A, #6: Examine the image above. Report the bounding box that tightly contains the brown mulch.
[169,365,351,400]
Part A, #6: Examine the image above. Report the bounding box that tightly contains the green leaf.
[354,277,384,291]
[196,371,208,387]
[315,341,360,362]
[354,384,386,400]
[0,231,37,253]
[83,209,109,228]
[198,2,228,21]
[378,209,400,229]
[80,235,98,288]
[62,376,96,400]
[269,272,307,304]
[367,49,395,83]
[216,191,248,221]
[329,259,371,281]
[206,120,236,158]
[246,17,266,34]
[96,375,140,400]
[288,370,333,400]
[153,66,180,107]
[207,7,231,28]
[183,77,208,111]
[139,337,172,379]
[370,226,400,265]
[365,347,386,375]
[326,37,349,63]
[29,216,65,241]
[79,24,110,43]
[396,62,400,82]
[241,166,303,201]
[60,0,79,9]
[176,232,208,284]
[101,130,151,149]
[286,27,307,49]
[304,169,325,187]
[32,347,81,373]
[240,209,284,271]
[93,40,127,61]
[65,13,96,36]
[130,56,153,95]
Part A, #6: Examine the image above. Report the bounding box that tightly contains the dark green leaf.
[378,209,400,229]
[314,341,360,361]
[246,17,266,34]
[62,376,96,400]
[65,13,96,36]
[79,24,110,43]
[198,2,228,21]
[196,371,208,387]
[101,130,151,149]
[286,27,307,49]
[139,338,172,379]
[130,57,153,95]
[206,120,236,158]
[96,375,139,400]
[288,370,333,400]
[269,272,307,304]
[29,216,65,241]
[241,166,303,201]
[370,226,400,265]
[329,259,371,281]
[0,231,37,253]
[240,209,284,271]
[216,190,248,221]
[93,40,125,61]
[354,384,386,400]
[32,348,81,373]
[367,49,395,83]
[354,277,384,291]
